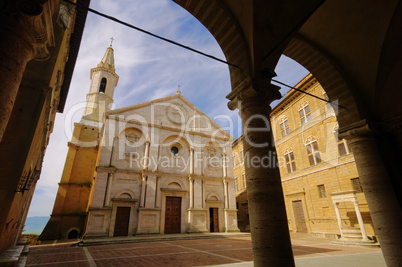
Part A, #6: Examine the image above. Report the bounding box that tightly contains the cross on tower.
[177,84,181,94]
[110,37,115,46]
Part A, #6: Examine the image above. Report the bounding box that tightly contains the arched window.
[305,136,321,166]
[333,123,351,156]
[284,147,296,173]
[99,77,107,93]
[279,115,290,137]
[299,101,312,125]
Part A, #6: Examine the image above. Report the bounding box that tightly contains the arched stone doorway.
[172,1,402,266]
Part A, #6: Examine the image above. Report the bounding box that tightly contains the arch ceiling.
[174,0,402,125]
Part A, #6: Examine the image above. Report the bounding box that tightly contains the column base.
[187,209,209,233]
[137,208,161,234]
[224,209,240,232]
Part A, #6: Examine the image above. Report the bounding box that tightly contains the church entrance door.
[292,200,308,233]
[114,207,130,236]
[165,197,181,234]
[209,208,219,232]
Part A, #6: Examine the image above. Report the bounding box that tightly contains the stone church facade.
[40,45,238,239]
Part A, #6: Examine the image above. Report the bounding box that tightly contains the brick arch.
[283,35,363,128]
[173,0,252,91]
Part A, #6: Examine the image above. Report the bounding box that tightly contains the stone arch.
[113,189,136,199]
[279,115,288,124]
[206,192,221,202]
[284,147,293,155]
[166,182,182,190]
[162,178,185,190]
[162,135,190,148]
[66,227,80,239]
[283,35,362,128]
[99,77,107,93]
[162,135,190,156]
[119,127,144,140]
[173,0,252,91]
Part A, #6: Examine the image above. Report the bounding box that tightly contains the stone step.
[80,232,251,247]
[342,235,363,240]
[341,229,361,235]
[0,246,24,266]
[332,239,380,247]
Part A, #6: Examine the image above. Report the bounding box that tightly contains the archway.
[67,229,79,239]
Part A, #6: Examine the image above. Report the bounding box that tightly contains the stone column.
[333,202,343,238]
[223,180,229,209]
[227,81,294,266]
[140,175,146,207]
[0,1,50,142]
[143,141,150,170]
[352,200,368,241]
[145,175,157,208]
[189,177,194,209]
[189,148,194,174]
[222,151,228,178]
[104,171,115,207]
[340,120,402,266]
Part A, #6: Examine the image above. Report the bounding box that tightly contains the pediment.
[106,94,232,140]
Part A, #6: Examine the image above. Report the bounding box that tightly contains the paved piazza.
[26,235,385,267]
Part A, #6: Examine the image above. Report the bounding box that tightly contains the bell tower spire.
[83,42,119,122]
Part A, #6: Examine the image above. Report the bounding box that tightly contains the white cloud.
[27,0,307,217]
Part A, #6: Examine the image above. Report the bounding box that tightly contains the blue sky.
[27,0,308,217]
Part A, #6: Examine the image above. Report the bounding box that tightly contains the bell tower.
[83,43,119,122]
[39,43,119,240]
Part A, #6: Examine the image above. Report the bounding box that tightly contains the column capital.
[0,0,59,61]
[226,76,281,111]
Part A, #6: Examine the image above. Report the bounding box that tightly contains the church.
[40,45,238,239]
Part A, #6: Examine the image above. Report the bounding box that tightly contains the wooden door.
[165,197,181,234]
[209,208,219,232]
[292,200,308,233]
[114,207,130,236]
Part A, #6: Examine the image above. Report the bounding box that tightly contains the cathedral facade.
[40,45,238,239]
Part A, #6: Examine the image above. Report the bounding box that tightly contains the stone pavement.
[26,233,386,266]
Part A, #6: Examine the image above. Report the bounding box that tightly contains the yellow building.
[0,0,89,255]
[233,74,377,242]
[232,136,249,231]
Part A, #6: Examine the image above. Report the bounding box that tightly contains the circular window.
[171,146,179,155]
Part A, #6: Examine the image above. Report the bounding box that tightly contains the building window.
[280,116,290,137]
[299,101,312,125]
[305,136,321,166]
[235,177,238,191]
[100,77,107,93]
[240,150,244,163]
[333,123,351,156]
[317,184,327,198]
[233,155,237,167]
[284,147,296,173]
[351,178,363,193]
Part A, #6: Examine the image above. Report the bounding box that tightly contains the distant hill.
[23,216,49,235]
